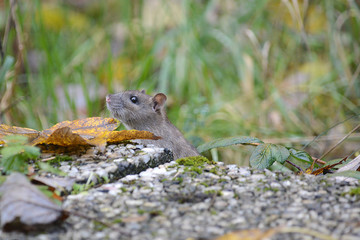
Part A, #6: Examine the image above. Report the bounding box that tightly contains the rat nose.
[106,95,111,103]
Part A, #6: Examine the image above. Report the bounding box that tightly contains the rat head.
[106,90,167,129]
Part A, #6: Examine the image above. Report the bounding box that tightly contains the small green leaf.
[37,162,67,176]
[272,144,290,164]
[269,161,293,173]
[0,135,40,174]
[1,145,26,159]
[329,171,360,180]
[288,148,312,163]
[250,144,275,169]
[287,148,317,170]
[196,136,264,153]
[250,143,290,170]
[23,145,41,157]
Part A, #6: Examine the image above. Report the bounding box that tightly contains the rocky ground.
[1,143,360,240]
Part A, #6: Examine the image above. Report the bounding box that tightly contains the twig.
[285,160,303,173]
[309,122,360,171]
[261,133,360,145]
[278,226,337,240]
[207,192,217,211]
[302,115,358,150]
[41,156,57,162]
[312,157,326,165]
[319,122,360,160]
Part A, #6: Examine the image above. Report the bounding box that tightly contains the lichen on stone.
[175,156,216,175]
[175,156,214,167]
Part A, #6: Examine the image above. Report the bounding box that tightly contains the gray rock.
[2,145,360,240]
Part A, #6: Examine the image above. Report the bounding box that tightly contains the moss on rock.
[176,156,214,167]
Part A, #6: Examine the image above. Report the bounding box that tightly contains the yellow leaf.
[88,129,161,149]
[215,229,278,240]
[0,118,160,154]
[35,127,89,147]
[0,124,39,143]
[43,117,119,139]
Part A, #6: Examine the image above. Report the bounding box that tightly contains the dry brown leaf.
[87,129,161,150]
[310,157,348,175]
[0,173,68,232]
[42,117,119,139]
[33,127,89,146]
[0,117,160,154]
[105,129,161,144]
[214,228,278,240]
[31,175,76,193]
[0,125,39,144]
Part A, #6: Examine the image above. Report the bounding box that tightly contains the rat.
[106,90,200,160]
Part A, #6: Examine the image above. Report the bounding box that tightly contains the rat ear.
[152,93,167,112]
[141,89,146,94]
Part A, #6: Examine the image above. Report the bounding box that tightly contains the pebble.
[2,143,360,240]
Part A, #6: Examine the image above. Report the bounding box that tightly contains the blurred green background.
[0,0,359,164]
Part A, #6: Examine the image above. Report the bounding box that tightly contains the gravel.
[1,143,360,240]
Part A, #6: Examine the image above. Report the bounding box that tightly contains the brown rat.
[106,90,200,160]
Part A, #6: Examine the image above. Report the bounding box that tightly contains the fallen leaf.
[336,155,360,172]
[105,129,161,144]
[87,129,161,151]
[214,228,278,240]
[310,157,348,175]
[0,125,39,144]
[31,175,76,193]
[0,117,160,154]
[121,215,148,223]
[0,173,68,232]
[42,117,119,139]
[33,127,89,146]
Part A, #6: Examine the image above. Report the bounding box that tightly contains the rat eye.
[130,96,138,104]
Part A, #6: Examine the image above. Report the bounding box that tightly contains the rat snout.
[106,95,111,103]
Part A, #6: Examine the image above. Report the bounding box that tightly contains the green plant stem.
[285,160,303,173]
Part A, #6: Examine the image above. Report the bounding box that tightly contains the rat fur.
[106,90,200,160]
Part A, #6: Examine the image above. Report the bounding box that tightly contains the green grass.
[0,0,359,164]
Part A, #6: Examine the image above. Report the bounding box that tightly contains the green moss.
[184,166,203,174]
[176,156,214,167]
[93,220,108,230]
[204,190,222,196]
[71,182,95,194]
[348,187,360,196]
[149,210,163,217]
[120,187,128,193]
[263,187,279,192]
[218,178,227,183]
[160,178,169,182]
[138,209,145,214]
[209,167,219,175]
[200,182,209,187]
[176,156,215,175]
[112,218,123,224]
[175,177,183,184]
[47,155,73,167]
